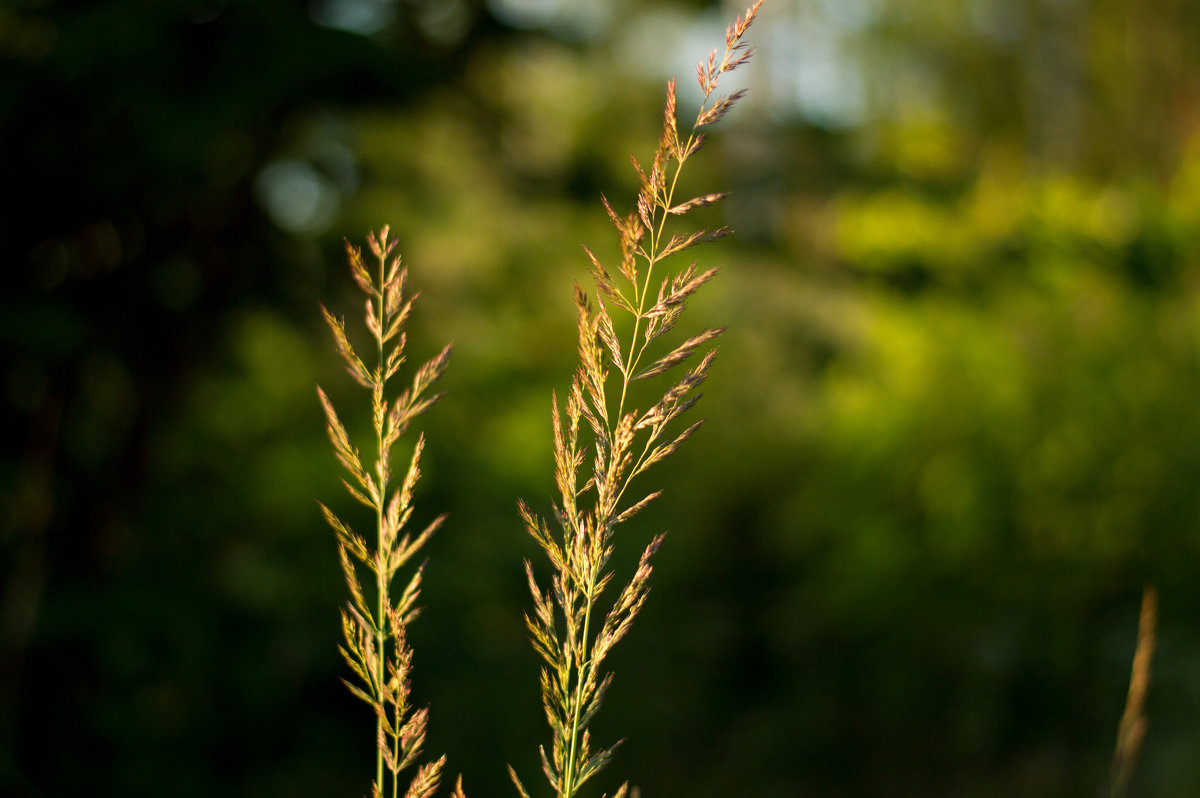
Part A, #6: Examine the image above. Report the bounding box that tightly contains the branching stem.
[563,569,598,798]
[319,226,452,798]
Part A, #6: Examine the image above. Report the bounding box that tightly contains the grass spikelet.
[318,226,452,798]
[513,4,762,796]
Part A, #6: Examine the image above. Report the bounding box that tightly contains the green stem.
[375,248,388,795]
[563,568,598,798]
[617,134,691,420]
[562,93,713,798]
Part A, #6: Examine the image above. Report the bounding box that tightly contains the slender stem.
[612,435,656,512]
[563,567,598,798]
[375,248,388,795]
[559,62,731,797]
[616,129,696,421]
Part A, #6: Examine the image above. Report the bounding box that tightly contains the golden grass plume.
[512,4,763,797]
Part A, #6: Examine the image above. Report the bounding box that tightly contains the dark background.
[5,0,1200,795]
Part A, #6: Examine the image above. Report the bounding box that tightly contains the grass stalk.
[1111,584,1158,798]
[318,226,453,798]
[512,4,763,797]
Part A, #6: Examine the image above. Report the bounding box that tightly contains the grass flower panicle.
[511,4,763,797]
[320,5,762,796]
[318,227,454,798]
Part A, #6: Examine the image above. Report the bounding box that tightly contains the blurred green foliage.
[5,0,1200,796]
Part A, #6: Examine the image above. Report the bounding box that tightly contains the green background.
[4,0,1200,795]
